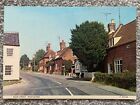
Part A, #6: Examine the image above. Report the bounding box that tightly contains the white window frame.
[5,65,12,75]
[114,59,123,73]
[55,64,58,70]
[7,48,13,56]
[49,65,52,70]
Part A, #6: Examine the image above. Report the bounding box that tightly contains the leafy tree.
[31,49,45,72]
[20,54,30,69]
[70,21,108,72]
[34,49,45,65]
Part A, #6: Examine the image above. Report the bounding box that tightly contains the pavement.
[3,71,136,96]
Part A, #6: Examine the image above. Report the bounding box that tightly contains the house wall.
[51,49,75,75]
[3,45,20,80]
[106,41,136,73]
[38,58,49,73]
[54,59,63,75]
[75,60,87,73]
[62,49,75,61]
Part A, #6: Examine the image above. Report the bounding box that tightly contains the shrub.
[94,72,136,91]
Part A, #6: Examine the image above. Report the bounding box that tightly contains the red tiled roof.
[44,50,55,58]
[109,20,136,47]
[4,32,20,46]
[56,47,69,59]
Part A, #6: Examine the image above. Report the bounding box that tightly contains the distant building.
[74,59,87,76]
[38,43,55,73]
[3,32,20,80]
[105,19,136,74]
[28,60,32,68]
[38,40,76,75]
[47,40,76,75]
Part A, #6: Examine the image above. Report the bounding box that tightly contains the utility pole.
[32,54,35,72]
[58,36,61,43]
[118,7,121,24]
[34,56,35,71]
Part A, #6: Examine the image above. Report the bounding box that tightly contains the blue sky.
[4,6,136,59]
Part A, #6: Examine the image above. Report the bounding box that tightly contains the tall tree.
[70,21,108,72]
[31,49,45,72]
[34,49,45,65]
[20,54,30,69]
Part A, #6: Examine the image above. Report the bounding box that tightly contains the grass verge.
[3,78,22,86]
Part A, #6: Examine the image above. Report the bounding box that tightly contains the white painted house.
[3,32,20,80]
[75,60,87,74]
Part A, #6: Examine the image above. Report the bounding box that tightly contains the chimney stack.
[46,43,51,51]
[108,19,116,33]
[60,40,66,51]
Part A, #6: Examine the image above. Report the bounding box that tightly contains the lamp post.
[72,64,75,76]
[32,54,35,72]
[62,65,65,76]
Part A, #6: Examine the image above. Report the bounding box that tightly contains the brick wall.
[62,49,75,61]
[54,58,63,75]
[105,41,136,73]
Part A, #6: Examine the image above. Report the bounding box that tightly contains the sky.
[4,6,136,59]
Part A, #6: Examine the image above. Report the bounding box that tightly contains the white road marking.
[55,81,62,84]
[65,88,73,96]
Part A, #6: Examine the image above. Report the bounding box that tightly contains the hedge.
[94,72,136,91]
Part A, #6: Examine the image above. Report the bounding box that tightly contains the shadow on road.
[66,77,90,81]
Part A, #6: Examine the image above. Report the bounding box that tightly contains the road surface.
[3,71,135,96]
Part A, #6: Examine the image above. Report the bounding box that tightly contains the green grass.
[3,78,22,86]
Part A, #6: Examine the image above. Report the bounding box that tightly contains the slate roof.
[4,32,20,46]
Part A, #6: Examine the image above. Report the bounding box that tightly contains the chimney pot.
[111,19,115,23]
[108,19,116,33]
[46,43,51,51]
[60,40,66,50]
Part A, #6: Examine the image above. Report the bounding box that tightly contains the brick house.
[105,19,136,74]
[38,43,55,73]
[3,32,20,80]
[47,40,76,75]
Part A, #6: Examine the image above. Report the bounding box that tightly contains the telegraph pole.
[58,36,61,43]
[118,7,121,24]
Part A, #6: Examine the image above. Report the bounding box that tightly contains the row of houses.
[38,40,76,75]
[38,19,136,75]
[2,19,136,80]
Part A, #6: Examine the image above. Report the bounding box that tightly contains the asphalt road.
[3,71,133,96]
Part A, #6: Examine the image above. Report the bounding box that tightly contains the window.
[55,64,58,70]
[7,48,13,56]
[5,65,12,75]
[114,59,123,73]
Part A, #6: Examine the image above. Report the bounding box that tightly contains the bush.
[94,72,136,91]
[32,65,39,72]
